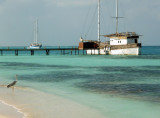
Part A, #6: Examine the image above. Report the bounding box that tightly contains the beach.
[0,86,106,118]
[0,100,24,118]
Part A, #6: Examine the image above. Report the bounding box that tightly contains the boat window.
[135,39,137,43]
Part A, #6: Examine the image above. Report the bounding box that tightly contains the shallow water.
[0,46,160,118]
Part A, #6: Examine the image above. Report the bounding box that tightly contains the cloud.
[0,0,159,46]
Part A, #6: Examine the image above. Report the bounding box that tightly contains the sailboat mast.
[34,21,36,44]
[33,22,36,43]
[35,19,38,44]
[116,0,118,34]
[98,0,100,42]
[34,20,38,44]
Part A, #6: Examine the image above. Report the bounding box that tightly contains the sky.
[0,0,159,46]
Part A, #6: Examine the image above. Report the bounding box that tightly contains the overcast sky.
[0,0,159,46]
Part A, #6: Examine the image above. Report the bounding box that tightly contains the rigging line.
[37,19,42,44]
[98,5,105,37]
[84,2,97,38]
[101,15,106,36]
[85,5,98,37]
[100,7,108,35]
[100,1,107,35]
[81,0,95,37]
[103,0,115,34]
[88,19,97,40]
[85,14,97,40]
[100,1,108,33]
[106,0,114,18]
[30,22,34,44]
[38,27,41,44]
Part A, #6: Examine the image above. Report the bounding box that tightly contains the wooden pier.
[0,47,87,56]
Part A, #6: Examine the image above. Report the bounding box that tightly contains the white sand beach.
[0,101,24,118]
[0,87,106,118]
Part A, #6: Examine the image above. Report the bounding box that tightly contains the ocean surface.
[0,46,160,118]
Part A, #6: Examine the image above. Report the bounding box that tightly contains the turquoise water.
[0,46,160,118]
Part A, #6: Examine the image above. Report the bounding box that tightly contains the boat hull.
[86,47,140,55]
[28,45,42,49]
[86,49,108,55]
[109,47,140,55]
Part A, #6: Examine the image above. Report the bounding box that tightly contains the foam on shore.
[0,99,26,118]
[0,86,106,118]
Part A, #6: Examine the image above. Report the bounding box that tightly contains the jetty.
[0,47,99,56]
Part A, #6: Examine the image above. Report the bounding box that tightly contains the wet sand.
[0,87,106,118]
[0,101,24,118]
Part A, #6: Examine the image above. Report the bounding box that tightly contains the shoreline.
[0,86,106,118]
[0,99,26,118]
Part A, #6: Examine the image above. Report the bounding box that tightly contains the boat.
[79,0,141,55]
[28,19,42,49]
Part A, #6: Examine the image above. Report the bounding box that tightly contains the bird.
[7,75,18,88]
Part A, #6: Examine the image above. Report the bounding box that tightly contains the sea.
[0,46,160,118]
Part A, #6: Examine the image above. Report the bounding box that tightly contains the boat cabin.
[79,37,98,49]
[104,32,139,46]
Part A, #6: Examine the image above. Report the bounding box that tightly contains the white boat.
[79,0,141,55]
[28,19,42,49]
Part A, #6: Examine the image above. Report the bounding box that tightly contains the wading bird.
[7,75,18,89]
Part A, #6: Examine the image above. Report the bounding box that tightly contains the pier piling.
[46,50,50,55]
[75,48,76,55]
[61,50,62,55]
[15,50,18,56]
[1,50,3,56]
[31,50,34,56]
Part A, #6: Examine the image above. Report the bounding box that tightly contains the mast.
[34,21,36,44]
[98,0,100,42]
[34,19,38,44]
[35,19,38,44]
[116,0,118,34]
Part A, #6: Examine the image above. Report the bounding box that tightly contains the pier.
[0,47,88,56]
